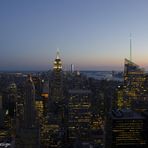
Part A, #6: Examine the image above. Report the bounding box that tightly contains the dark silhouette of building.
[15,75,40,148]
[67,89,92,147]
[105,109,147,148]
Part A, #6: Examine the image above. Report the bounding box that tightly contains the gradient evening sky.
[0,0,148,71]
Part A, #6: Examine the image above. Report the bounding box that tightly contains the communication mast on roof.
[130,33,132,62]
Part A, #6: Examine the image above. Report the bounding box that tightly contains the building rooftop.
[68,89,91,94]
[111,109,145,119]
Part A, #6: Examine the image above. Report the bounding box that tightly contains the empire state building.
[49,50,63,104]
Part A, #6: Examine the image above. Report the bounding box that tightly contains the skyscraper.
[106,109,147,148]
[117,58,146,110]
[24,75,36,128]
[67,89,92,146]
[46,51,65,147]
[15,75,40,148]
[49,50,63,104]
[70,64,75,73]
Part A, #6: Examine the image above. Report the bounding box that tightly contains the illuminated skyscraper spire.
[48,50,64,147]
[49,50,63,104]
[53,49,62,70]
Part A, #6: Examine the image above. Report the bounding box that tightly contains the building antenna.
[56,48,60,59]
[130,33,132,61]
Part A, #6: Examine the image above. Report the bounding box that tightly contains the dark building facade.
[106,109,147,148]
[16,75,40,148]
[67,89,92,147]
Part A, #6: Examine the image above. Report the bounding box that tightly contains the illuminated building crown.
[53,50,62,70]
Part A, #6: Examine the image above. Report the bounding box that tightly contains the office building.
[106,109,147,148]
[67,89,92,146]
[15,75,40,148]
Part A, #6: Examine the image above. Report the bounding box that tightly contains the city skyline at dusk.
[1,1,148,146]
[1,0,148,71]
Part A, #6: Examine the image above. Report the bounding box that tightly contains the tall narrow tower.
[50,50,63,103]
[15,75,40,148]
[24,75,36,128]
[47,50,65,147]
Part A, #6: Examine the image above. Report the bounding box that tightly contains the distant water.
[81,71,123,81]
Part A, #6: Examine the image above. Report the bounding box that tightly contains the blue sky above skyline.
[0,0,148,71]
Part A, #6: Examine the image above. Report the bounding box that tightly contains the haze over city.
[0,0,148,71]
